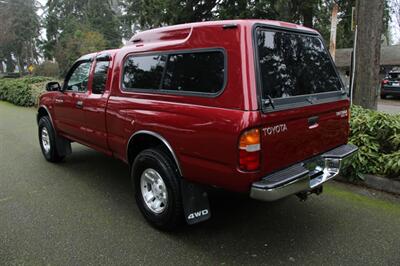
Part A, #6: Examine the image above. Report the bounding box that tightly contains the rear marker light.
[239,129,261,171]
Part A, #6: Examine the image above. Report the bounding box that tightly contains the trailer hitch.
[296,186,323,201]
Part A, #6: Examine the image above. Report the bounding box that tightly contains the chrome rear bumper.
[250,144,358,201]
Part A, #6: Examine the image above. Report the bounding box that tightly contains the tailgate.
[260,100,349,173]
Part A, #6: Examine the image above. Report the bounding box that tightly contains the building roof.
[335,45,400,67]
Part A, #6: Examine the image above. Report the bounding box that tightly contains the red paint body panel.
[259,100,349,174]
[53,91,87,139]
[38,20,349,193]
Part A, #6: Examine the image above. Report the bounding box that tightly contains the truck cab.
[37,20,357,230]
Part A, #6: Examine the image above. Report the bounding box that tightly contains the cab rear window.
[256,29,342,100]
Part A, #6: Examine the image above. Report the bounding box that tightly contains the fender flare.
[37,105,71,157]
[126,130,183,176]
[37,105,55,129]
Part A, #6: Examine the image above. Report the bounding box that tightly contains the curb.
[362,174,400,195]
[336,175,400,195]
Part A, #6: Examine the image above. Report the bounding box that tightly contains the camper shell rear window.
[254,26,346,111]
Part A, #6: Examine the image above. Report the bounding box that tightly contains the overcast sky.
[389,0,400,44]
[36,0,400,45]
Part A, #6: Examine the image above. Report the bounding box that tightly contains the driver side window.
[66,61,92,92]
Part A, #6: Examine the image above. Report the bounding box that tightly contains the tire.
[131,148,183,230]
[381,94,387,99]
[38,116,65,162]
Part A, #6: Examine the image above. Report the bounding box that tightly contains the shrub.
[33,61,60,78]
[343,105,400,180]
[0,76,52,107]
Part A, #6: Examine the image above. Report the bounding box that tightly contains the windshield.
[256,29,342,100]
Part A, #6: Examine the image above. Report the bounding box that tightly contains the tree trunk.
[17,56,24,77]
[353,0,384,109]
[302,4,314,28]
[5,54,15,73]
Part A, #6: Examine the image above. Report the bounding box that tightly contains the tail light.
[382,79,389,85]
[238,128,261,171]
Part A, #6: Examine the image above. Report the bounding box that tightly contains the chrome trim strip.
[126,130,183,176]
[250,175,309,201]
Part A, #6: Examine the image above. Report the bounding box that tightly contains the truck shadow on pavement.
[53,144,338,258]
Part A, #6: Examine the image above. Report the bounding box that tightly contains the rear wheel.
[38,116,65,162]
[131,148,183,230]
[381,94,387,99]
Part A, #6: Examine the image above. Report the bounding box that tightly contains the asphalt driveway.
[1,101,400,265]
[378,98,400,114]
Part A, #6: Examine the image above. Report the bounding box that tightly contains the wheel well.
[127,133,182,176]
[37,107,49,123]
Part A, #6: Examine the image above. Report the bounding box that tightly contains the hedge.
[0,76,52,107]
[343,105,400,180]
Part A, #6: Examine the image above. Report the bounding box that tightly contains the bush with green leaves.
[343,105,400,180]
[0,76,52,107]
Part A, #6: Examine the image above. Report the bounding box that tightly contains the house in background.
[335,45,400,88]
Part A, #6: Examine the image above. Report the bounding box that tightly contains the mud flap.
[180,179,211,225]
[55,135,72,157]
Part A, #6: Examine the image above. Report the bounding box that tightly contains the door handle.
[308,116,319,129]
[55,98,63,104]
[76,100,83,108]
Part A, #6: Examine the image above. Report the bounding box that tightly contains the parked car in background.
[381,70,400,99]
[37,20,357,230]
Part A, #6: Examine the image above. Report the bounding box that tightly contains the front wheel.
[131,148,183,230]
[38,116,65,162]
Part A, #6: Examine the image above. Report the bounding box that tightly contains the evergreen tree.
[43,0,122,61]
[0,0,40,74]
[120,0,219,32]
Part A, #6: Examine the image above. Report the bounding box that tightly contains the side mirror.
[46,81,61,92]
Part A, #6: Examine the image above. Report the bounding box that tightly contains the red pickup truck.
[37,20,357,230]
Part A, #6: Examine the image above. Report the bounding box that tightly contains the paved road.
[378,98,400,114]
[1,101,400,265]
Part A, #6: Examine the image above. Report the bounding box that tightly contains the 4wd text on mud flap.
[188,209,209,220]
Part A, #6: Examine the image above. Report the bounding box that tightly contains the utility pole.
[349,6,357,104]
[329,3,339,61]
